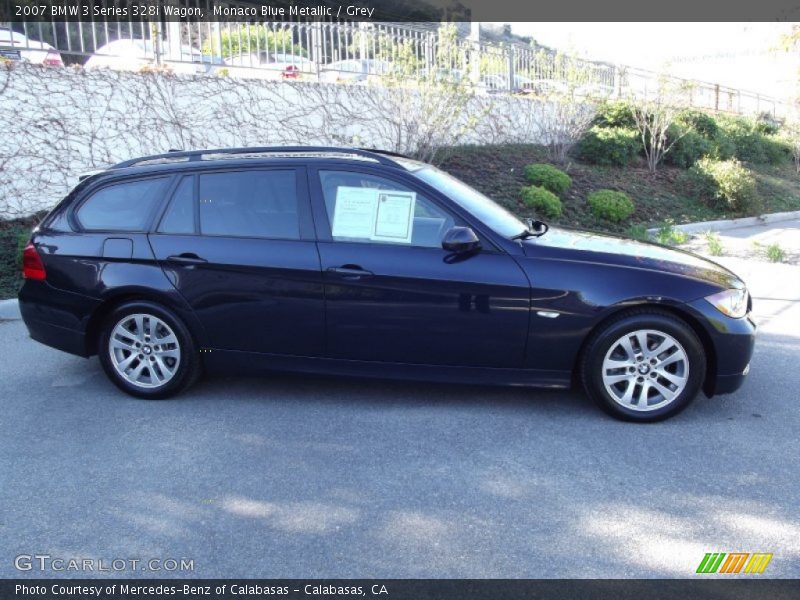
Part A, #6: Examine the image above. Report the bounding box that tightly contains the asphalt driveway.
[0,257,798,579]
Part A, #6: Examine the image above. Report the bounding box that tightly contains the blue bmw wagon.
[19,147,755,421]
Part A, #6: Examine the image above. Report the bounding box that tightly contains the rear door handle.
[166,253,207,265]
[327,265,373,279]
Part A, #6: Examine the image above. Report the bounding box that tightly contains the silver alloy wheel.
[601,329,689,412]
[108,313,181,389]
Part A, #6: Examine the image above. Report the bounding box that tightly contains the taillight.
[22,243,46,280]
[43,51,63,67]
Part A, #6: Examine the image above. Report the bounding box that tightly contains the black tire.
[580,309,706,422]
[98,300,201,399]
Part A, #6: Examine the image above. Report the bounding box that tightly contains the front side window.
[413,166,527,239]
[76,177,170,231]
[198,170,299,239]
[319,170,456,248]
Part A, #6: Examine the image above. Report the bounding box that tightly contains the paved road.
[684,217,800,265]
[1,257,798,579]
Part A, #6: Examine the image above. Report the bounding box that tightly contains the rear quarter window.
[76,177,170,231]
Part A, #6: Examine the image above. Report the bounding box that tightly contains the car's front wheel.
[581,309,706,422]
[98,301,200,399]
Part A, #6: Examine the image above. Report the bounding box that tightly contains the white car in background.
[224,51,313,80]
[0,28,63,66]
[483,73,538,93]
[84,39,222,75]
[321,59,391,84]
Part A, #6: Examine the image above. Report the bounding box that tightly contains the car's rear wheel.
[581,310,706,422]
[98,301,200,399]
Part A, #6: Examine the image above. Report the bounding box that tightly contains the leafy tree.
[629,75,695,173]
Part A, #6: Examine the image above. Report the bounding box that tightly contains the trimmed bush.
[521,185,563,218]
[690,158,760,214]
[677,110,719,139]
[577,126,641,166]
[665,127,712,168]
[716,115,790,165]
[587,190,635,222]
[523,163,572,195]
[593,101,637,129]
[709,129,737,160]
[762,135,792,165]
[754,112,781,135]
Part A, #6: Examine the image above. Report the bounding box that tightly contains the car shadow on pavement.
[2,323,798,578]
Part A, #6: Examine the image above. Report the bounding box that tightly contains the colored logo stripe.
[744,553,773,574]
[697,553,726,573]
[719,553,749,573]
[697,552,773,574]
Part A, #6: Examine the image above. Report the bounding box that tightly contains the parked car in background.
[321,59,391,84]
[575,82,615,99]
[224,51,313,80]
[84,39,222,75]
[418,67,465,83]
[483,73,537,93]
[0,28,63,66]
[18,146,755,422]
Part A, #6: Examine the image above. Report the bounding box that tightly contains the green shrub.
[521,185,563,218]
[593,101,637,129]
[523,164,572,195]
[665,126,712,168]
[754,112,781,135]
[677,110,719,139]
[655,220,689,246]
[587,190,635,222]
[709,130,737,160]
[762,135,792,165]
[717,115,764,162]
[704,231,723,256]
[766,243,785,263]
[577,126,641,166]
[625,224,649,241]
[715,115,789,165]
[201,25,306,58]
[691,157,760,214]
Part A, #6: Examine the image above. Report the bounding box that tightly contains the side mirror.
[442,226,481,254]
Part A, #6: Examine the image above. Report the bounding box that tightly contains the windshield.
[414,166,528,238]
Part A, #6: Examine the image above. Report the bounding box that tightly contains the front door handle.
[327,265,373,279]
[166,253,207,265]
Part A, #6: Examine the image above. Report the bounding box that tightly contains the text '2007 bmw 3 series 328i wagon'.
[19,147,756,421]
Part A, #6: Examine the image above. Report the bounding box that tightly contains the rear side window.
[76,177,170,231]
[158,176,195,234]
[198,170,299,239]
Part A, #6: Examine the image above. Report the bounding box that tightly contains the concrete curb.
[646,209,800,236]
[0,298,20,320]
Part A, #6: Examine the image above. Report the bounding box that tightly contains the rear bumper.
[18,280,99,357]
[688,298,756,397]
[24,315,90,357]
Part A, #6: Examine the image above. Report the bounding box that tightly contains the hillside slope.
[439,144,800,234]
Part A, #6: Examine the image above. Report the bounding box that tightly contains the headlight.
[705,288,749,318]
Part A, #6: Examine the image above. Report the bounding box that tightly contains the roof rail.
[111,146,402,169]
[357,148,413,160]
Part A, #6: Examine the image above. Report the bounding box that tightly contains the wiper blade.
[511,229,535,240]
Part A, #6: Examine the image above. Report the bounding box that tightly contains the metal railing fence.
[1,11,790,117]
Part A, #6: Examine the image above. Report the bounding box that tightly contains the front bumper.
[688,298,756,397]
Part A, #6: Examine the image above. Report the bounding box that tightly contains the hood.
[522,227,744,290]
